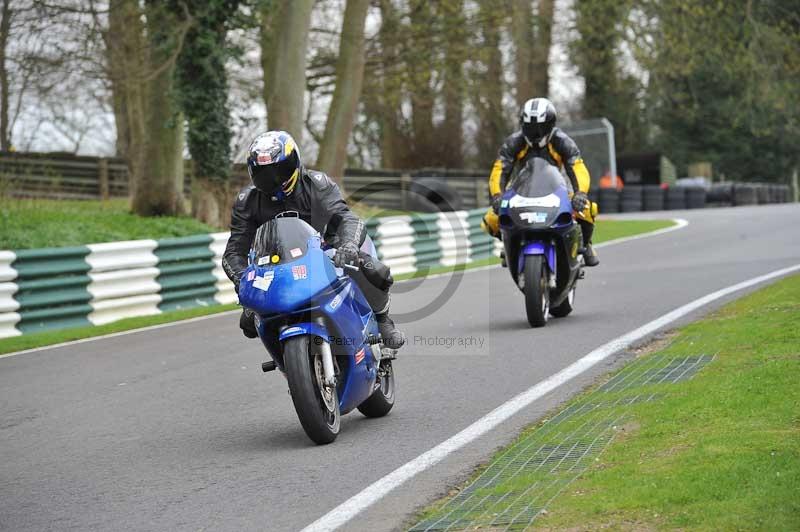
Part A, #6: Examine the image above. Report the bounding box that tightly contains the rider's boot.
[240,309,258,338]
[500,250,507,268]
[579,220,600,267]
[376,311,405,350]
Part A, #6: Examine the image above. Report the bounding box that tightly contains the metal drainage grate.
[409,354,715,531]
[599,354,716,393]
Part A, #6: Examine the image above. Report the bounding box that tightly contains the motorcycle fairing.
[278,321,330,343]
[239,236,338,317]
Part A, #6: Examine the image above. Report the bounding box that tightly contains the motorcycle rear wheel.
[284,336,340,444]
[524,255,549,327]
[357,360,395,418]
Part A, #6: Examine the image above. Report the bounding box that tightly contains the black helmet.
[519,98,556,148]
[246,130,301,200]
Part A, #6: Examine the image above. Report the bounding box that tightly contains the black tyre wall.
[756,184,770,204]
[620,186,643,212]
[598,188,620,213]
[734,184,757,205]
[665,187,687,210]
[685,186,707,209]
[707,184,733,206]
[642,185,665,211]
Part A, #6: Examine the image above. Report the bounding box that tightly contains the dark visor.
[252,150,298,192]
[523,122,550,141]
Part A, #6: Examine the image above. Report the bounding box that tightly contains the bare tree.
[371,0,407,169]
[512,0,554,104]
[511,0,536,106]
[131,1,187,216]
[106,0,146,199]
[532,0,554,96]
[0,0,11,150]
[438,0,467,167]
[408,0,435,162]
[473,0,509,163]
[315,0,370,184]
[262,0,313,138]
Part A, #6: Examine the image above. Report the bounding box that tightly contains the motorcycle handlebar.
[331,249,363,271]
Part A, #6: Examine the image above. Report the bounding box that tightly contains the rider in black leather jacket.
[222,131,405,349]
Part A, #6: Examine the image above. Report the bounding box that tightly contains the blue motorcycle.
[238,215,396,444]
[498,157,584,327]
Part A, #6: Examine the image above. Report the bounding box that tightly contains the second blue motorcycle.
[498,157,585,327]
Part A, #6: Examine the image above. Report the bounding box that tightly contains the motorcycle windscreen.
[511,157,567,197]
[251,216,319,266]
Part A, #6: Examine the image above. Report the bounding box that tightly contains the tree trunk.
[107,0,146,197]
[263,0,313,138]
[259,0,277,124]
[511,0,535,106]
[107,1,130,159]
[408,1,435,164]
[532,0,554,96]
[375,0,405,169]
[0,0,11,151]
[192,177,232,228]
[438,0,466,167]
[132,2,185,216]
[474,1,507,162]
[316,0,370,185]
[177,2,236,228]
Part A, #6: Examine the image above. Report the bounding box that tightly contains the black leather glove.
[491,194,502,213]
[571,191,589,212]
[334,241,360,268]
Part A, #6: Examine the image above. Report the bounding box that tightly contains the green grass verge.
[0,304,238,356]
[537,274,800,530]
[0,219,675,355]
[0,198,217,249]
[414,274,800,531]
[594,218,675,243]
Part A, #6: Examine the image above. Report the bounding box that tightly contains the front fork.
[519,240,557,290]
[315,316,336,388]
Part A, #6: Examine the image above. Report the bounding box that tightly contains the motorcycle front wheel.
[524,255,549,327]
[284,335,340,444]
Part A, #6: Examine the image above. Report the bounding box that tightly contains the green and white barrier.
[0,251,20,338]
[0,234,236,338]
[369,208,498,275]
[0,208,498,339]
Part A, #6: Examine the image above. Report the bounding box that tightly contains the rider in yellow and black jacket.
[481,98,600,266]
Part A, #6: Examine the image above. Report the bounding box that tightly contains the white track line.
[0,219,688,359]
[301,262,800,532]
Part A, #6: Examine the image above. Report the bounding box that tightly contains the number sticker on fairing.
[520,211,548,223]
[253,271,274,291]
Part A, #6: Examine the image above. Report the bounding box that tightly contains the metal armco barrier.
[0,208,499,339]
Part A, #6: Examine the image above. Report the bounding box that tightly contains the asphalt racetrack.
[1,204,798,532]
